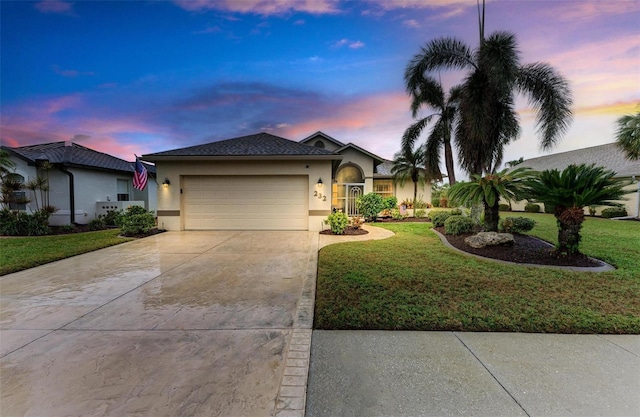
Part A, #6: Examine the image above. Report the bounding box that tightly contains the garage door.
[183,176,309,230]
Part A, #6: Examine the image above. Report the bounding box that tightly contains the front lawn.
[0,229,133,275]
[315,213,640,333]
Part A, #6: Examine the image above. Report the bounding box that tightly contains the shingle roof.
[518,143,640,178]
[144,132,340,158]
[375,160,394,176]
[4,142,155,174]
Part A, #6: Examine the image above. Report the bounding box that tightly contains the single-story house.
[142,131,431,231]
[2,141,157,225]
[510,142,640,217]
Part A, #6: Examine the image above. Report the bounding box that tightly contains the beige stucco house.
[143,131,431,231]
[509,142,640,217]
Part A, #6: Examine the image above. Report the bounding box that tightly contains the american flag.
[133,156,148,190]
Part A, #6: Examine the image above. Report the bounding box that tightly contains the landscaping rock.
[465,232,514,248]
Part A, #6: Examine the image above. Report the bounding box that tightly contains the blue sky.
[1,0,639,180]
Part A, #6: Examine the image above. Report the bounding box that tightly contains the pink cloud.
[173,0,340,15]
[403,19,420,28]
[34,0,75,15]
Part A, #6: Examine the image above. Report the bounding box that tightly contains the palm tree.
[448,167,533,231]
[405,6,572,176]
[615,111,640,160]
[392,145,430,208]
[402,75,460,185]
[523,164,631,255]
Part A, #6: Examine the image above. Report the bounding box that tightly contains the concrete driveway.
[1,231,317,417]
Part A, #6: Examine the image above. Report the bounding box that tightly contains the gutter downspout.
[60,165,75,224]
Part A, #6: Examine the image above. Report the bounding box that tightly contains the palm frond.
[517,62,573,150]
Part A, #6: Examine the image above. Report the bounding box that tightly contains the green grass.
[315,213,640,333]
[0,229,133,275]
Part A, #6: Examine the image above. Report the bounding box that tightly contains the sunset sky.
[1,0,639,180]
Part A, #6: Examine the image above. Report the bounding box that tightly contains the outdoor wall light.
[317,177,323,187]
[162,178,171,187]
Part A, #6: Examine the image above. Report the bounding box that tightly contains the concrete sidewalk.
[306,331,640,417]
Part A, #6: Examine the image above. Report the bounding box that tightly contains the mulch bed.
[320,226,368,236]
[375,217,431,223]
[49,225,165,239]
[433,226,603,268]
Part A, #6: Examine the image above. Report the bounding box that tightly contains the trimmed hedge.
[524,203,541,213]
[601,206,628,218]
[500,216,536,234]
[444,215,475,235]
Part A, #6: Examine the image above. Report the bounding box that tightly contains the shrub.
[349,215,364,230]
[117,206,155,235]
[499,203,511,211]
[450,208,462,215]
[356,193,384,221]
[601,206,628,218]
[430,210,453,227]
[59,224,77,233]
[413,199,429,209]
[391,208,405,220]
[431,199,440,208]
[0,208,50,236]
[524,203,541,213]
[588,205,597,216]
[499,216,536,234]
[400,198,413,209]
[414,209,427,218]
[325,211,349,234]
[439,197,449,208]
[382,196,398,211]
[100,209,122,226]
[544,203,555,214]
[88,218,106,231]
[444,215,475,235]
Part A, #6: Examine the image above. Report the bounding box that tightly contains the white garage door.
[183,176,309,230]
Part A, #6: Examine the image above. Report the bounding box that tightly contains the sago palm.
[402,76,461,184]
[523,164,631,255]
[405,25,572,176]
[448,167,533,231]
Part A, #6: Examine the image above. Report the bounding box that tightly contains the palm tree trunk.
[556,207,584,255]
[443,139,456,185]
[413,181,418,209]
[483,198,500,232]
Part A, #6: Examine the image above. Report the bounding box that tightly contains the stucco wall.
[394,181,432,207]
[506,179,639,217]
[155,159,333,231]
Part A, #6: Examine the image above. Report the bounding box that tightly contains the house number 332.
[313,191,327,201]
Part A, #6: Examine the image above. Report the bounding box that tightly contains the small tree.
[448,167,533,232]
[356,193,384,222]
[523,164,632,255]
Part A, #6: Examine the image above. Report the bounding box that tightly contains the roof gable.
[143,132,340,159]
[335,143,385,165]
[299,131,345,148]
[518,143,640,178]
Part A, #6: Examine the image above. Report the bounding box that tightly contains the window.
[314,140,325,149]
[373,179,394,199]
[9,191,27,211]
[117,179,130,201]
[336,165,363,184]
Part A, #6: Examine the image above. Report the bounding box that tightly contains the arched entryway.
[333,163,364,216]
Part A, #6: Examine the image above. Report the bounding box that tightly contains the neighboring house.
[510,142,640,217]
[143,131,431,232]
[2,141,157,225]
